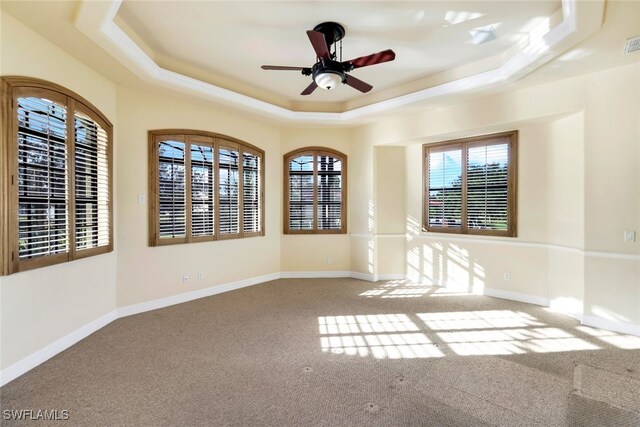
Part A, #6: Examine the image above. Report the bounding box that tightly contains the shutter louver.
[218,147,240,235]
[289,155,314,230]
[428,148,462,229]
[158,140,186,239]
[150,132,263,245]
[317,155,342,230]
[242,152,260,233]
[74,111,110,251]
[191,143,214,237]
[16,97,69,260]
[467,142,509,231]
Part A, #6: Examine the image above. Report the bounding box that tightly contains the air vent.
[623,36,640,54]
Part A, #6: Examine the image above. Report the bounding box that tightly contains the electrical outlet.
[503,273,511,281]
[137,193,146,205]
[624,230,636,242]
[326,256,333,265]
[182,274,189,284]
[198,272,204,280]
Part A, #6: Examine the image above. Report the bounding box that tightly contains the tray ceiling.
[70,0,606,122]
[117,1,561,104]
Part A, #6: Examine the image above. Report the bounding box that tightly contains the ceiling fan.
[261,22,396,96]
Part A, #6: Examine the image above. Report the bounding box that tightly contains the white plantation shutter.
[285,149,346,234]
[158,140,187,239]
[467,141,509,231]
[288,155,314,230]
[242,151,261,234]
[74,109,110,251]
[218,146,240,236]
[190,140,214,238]
[16,96,69,260]
[427,147,462,230]
[424,132,516,237]
[317,155,342,230]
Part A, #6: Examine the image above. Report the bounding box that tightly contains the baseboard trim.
[118,272,281,318]
[377,274,407,281]
[280,271,351,279]
[581,315,640,336]
[0,309,118,387]
[350,271,377,282]
[483,287,550,307]
[3,271,637,387]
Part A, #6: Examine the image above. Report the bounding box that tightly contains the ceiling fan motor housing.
[312,22,346,47]
[312,61,345,90]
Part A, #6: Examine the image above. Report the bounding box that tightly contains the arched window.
[284,147,347,234]
[1,77,113,274]
[148,130,264,245]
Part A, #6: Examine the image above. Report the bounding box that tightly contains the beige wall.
[349,62,640,326]
[582,64,640,324]
[546,113,585,317]
[400,123,551,297]
[115,86,281,306]
[1,12,118,369]
[2,4,639,379]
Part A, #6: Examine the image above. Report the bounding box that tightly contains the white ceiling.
[117,1,561,103]
[3,0,636,123]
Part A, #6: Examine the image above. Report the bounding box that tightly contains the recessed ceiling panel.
[117,0,561,103]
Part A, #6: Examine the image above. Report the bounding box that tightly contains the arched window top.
[2,76,113,129]
[284,146,346,161]
[148,129,264,246]
[284,147,347,235]
[1,76,113,275]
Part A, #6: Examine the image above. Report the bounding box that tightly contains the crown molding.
[75,0,603,123]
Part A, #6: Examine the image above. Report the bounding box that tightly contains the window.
[149,130,264,245]
[423,131,517,237]
[284,147,347,234]
[1,77,113,274]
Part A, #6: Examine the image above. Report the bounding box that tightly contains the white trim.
[280,271,351,279]
[3,269,637,387]
[414,233,553,250]
[483,287,550,307]
[377,274,407,281]
[350,271,377,282]
[349,233,373,238]
[412,234,639,261]
[74,0,603,123]
[349,233,405,239]
[0,273,280,387]
[0,310,118,387]
[117,273,281,318]
[582,315,640,337]
[584,251,640,261]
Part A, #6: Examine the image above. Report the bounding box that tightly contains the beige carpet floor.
[2,278,640,426]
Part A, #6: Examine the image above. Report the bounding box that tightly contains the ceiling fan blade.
[343,49,396,70]
[261,65,308,71]
[301,81,318,96]
[344,75,373,93]
[306,30,331,59]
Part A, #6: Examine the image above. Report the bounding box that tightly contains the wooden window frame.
[0,76,114,275]
[423,131,518,237]
[283,147,347,235]
[148,129,265,246]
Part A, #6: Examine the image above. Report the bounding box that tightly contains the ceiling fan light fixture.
[314,70,343,90]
